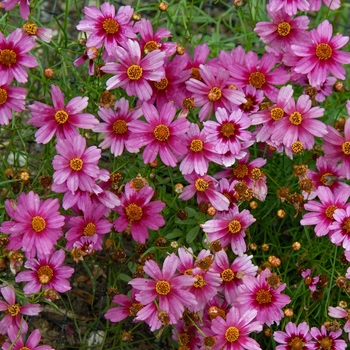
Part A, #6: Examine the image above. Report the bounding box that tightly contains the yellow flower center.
[195,178,209,192]
[113,119,128,134]
[233,164,249,178]
[23,21,38,35]
[127,65,143,80]
[251,167,264,180]
[207,87,222,102]
[70,158,83,171]
[0,88,7,105]
[288,337,304,350]
[83,222,96,237]
[277,22,291,36]
[270,107,284,121]
[289,111,302,125]
[144,40,159,53]
[179,332,190,346]
[228,220,242,234]
[191,67,202,80]
[342,141,350,155]
[19,347,30,350]
[155,280,171,295]
[319,336,333,350]
[225,326,240,342]
[154,124,170,141]
[183,97,196,110]
[316,43,332,60]
[7,304,20,316]
[320,173,336,186]
[255,289,272,304]
[193,275,205,288]
[102,18,119,34]
[221,268,235,282]
[54,110,69,124]
[220,122,235,138]
[0,49,17,66]
[291,141,304,154]
[37,265,54,284]
[154,78,168,90]
[129,302,143,316]
[125,203,143,221]
[31,216,46,232]
[342,218,350,234]
[325,205,338,219]
[248,72,266,89]
[190,139,203,152]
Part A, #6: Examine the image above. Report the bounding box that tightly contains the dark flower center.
[55,110,69,124]
[179,332,190,345]
[125,203,143,221]
[155,280,171,295]
[0,49,17,66]
[31,216,46,232]
[183,97,196,109]
[129,302,143,316]
[248,72,266,89]
[0,88,8,105]
[207,87,222,102]
[316,43,332,60]
[102,18,119,34]
[37,265,54,284]
[70,158,83,171]
[277,22,291,36]
[154,124,170,141]
[225,326,240,342]
[255,289,272,304]
[127,65,143,80]
[83,222,96,237]
[154,78,168,90]
[270,107,284,121]
[113,119,128,134]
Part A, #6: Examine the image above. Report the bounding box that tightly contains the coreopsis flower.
[309,76,336,102]
[0,83,26,125]
[21,21,53,43]
[268,0,309,16]
[73,46,99,76]
[28,85,99,144]
[300,185,350,237]
[212,250,258,303]
[0,29,37,85]
[329,206,350,250]
[15,249,74,294]
[2,327,53,350]
[301,269,319,292]
[93,97,142,157]
[310,325,346,350]
[210,306,262,350]
[127,102,190,167]
[217,178,238,210]
[76,3,136,56]
[113,182,165,243]
[228,51,289,101]
[309,0,341,12]
[237,85,265,114]
[102,39,166,101]
[237,268,291,326]
[201,205,256,256]
[172,321,201,350]
[129,254,197,328]
[0,191,65,259]
[179,173,230,211]
[52,135,102,195]
[292,20,350,87]
[185,64,246,121]
[328,307,350,341]
[274,322,314,350]
[2,0,31,20]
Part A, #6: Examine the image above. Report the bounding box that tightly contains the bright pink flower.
[268,0,309,16]
[210,306,262,350]
[237,268,291,326]
[0,286,41,334]
[21,21,53,43]
[2,0,31,20]
[201,205,256,256]
[0,29,37,85]
[76,3,136,55]
[237,85,265,114]
[127,102,190,167]
[329,206,350,250]
[328,307,350,341]
[301,269,319,292]
[217,178,238,210]
[73,46,99,76]
[93,97,142,156]
[292,20,350,87]
[28,85,99,144]
[172,321,201,350]
[309,0,341,11]
[102,39,166,101]
[15,249,74,294]
[274,322,313,350]
[310,325,346,350]
[0,191,65,258]
[113,182,165,243]
[2,327,53,350]
[300,185,350,237]
[52,135,102,195]
[0,82,26,125]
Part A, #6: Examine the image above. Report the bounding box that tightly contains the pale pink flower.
[328,307,350,341]
[310,325,346,350]
[268,0,309,16]
[330,206,350,250]
[274,322,314,350]
[2,0,31,20]
[21,21,53,43]
[301,269,319,292]
[0,82,26,125]
[309,0,341,11]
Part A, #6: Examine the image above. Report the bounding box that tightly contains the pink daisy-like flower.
[217,178,238,210]
[185,64,246,121]
[0,29,37,85]
[28,85,98,144]
[310,325,346,350]
[2,0,31,20]
[201,205,256,256]
[172,320,201,350]
[15,249,74,294]
[65,203,112,250]
[210,305,262,350]
[113,182,165,243]
[292,20,350,87]
[274,321,314,350]
[309,76,336,102]
[0,82,26,125]
[0,286,41,334]
[237,268,291,326]
[300,185,350,237]
[237,85,265,115]
[0,191,65,259]
[301,268,319,292]
[328,306,350,341]
[52,135,102,195]
[76,3,136,56]
[268,0,309,16]
[127,102,190,167]
[2,327,53,350]
[323,117,350,180]
[93,97,142,157]
[309,0,341,12]
[102,39,166,101]
[21,21,53,43]
[129,254,197,326]
[73,46,99,76]
[179,173,230,212]
[329,206,350,250]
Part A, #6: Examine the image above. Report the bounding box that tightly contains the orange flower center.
[0,88,7,105]
[37,265,54,284]
[154,124,170,141]
[155,280,171,295]
[248,72,266,89]
[54,110,69,124]
[233,164,249,178]
[251,167,264,180]
[207,87,222,102]
[255,289,272,304]
[288,336,304,350]
[113,120,128,134]
[221,122,235,138]
[70,158,83,171]
[191,67,202,80]
[154,77,168,90]
[7,304,20,316]
[325,205,338,219]
[193,275,205,288]
[0,49,17,66]
[195,178,209,192]
[23,21,38,35]
[289,111,302,125]
[125,203,143,221]
[228,220,241,234]
[316,43,332,60]
[129,302,143,316]
[190,139,203,152]
[277,22,291,36]
[127,65,143,80]
[31,216,46,232]
[102,18,119,34]
[342,141,350,155]
[291,141,304,154]
[270,107,284,121]
[144,40,159,53]
[83,222,96,237]
[342,218,350,234]
[225,326,240,342]
[319,336,333,350]
[221,268,235,282]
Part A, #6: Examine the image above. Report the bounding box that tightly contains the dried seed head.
[340,252,348,264]
[263,328,272,337]
[336,276,347,289]
[158,310,170,325]
[155,237,167,247]
[107,287,118,299]
[198,202,210,213]
[334,116,345,132]
[133,265,144,278]
[136,244,147,256]
[99,90,115,108]
[266,273,281,289]
[324,321,340,332]
[277,187,290,202]
[203,335,216,348]
[130,174,148,191]
[112,248,127,263]
[121,331,133,343]
[39,175,52,189]
[334,81,344,92]
[4,168,15,179]
[210,240,222,252]
[0,236,9,247]
[317,274,329,288]
[197,255,213,271]
[310,290,323,302]
[176,209,188,221]
[43,288,60,301]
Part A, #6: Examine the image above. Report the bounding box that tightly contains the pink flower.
[113,182,165,243]
[0,191,65,259]
[237,85,265,114]
[21,21,53,43]
[52,135,102,195]
[2,327,53,350]
[0,29,37,85]
[93,97,142,156]
[329,206,350,250]
[309,0,341,12]
[2,0,31,20]
[127,102,190,167]
[210,306,262,350]
[73,46,99,76]
[201,205,256,256]
[76,3,136,55]
[301,269,319,292]
[102,39,166,101]
[328,307,350,341]
[237,268,291,326]
[292,20,350,87]
[0,82,26,125]
[268,0,309,16]
[28,85,99,144]
[15,249,74,294]
[274,322,314,350]
[0,286,41,334]
[310,325,346,350]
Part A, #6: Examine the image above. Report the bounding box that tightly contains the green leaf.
[186,226,200,244]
